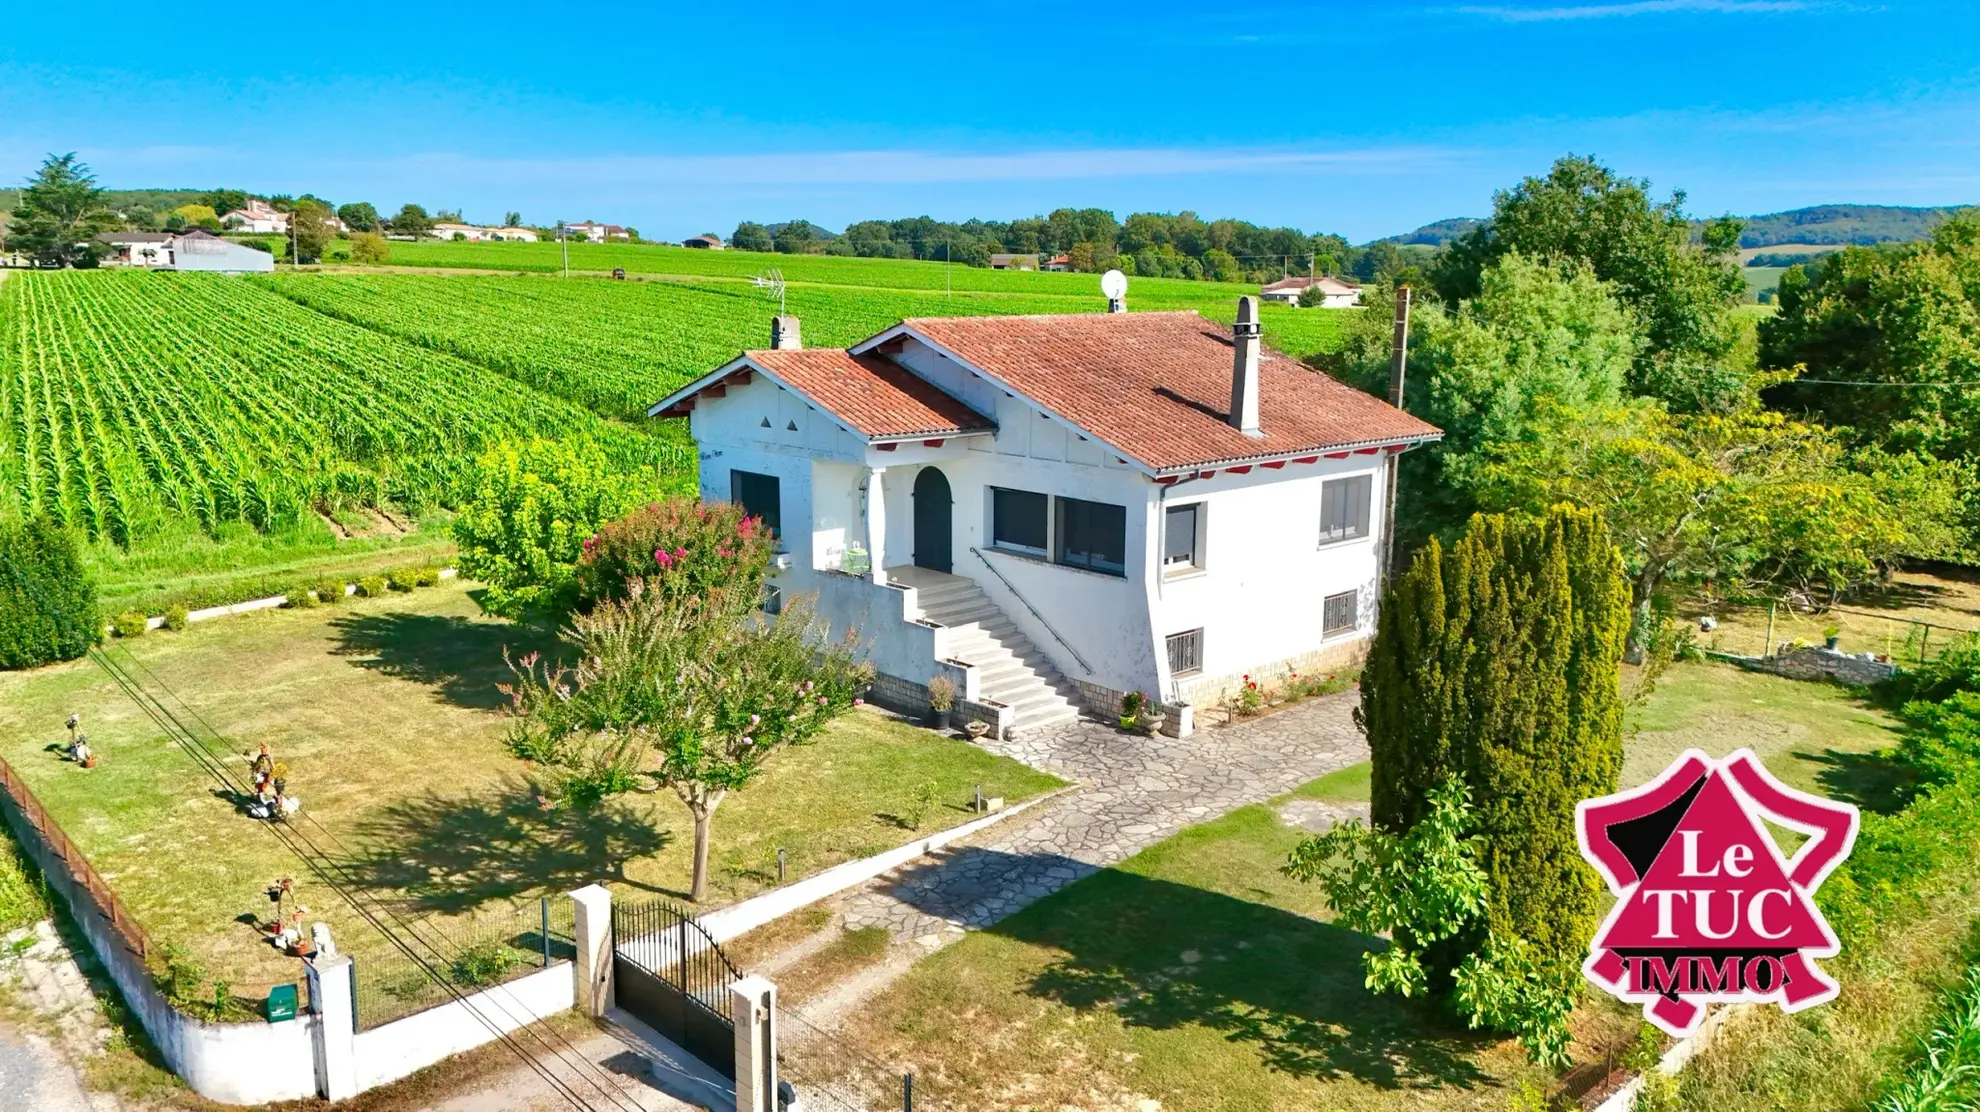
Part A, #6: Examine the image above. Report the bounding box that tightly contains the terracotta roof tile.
[898,311,1439,471]
[746,349,994,439]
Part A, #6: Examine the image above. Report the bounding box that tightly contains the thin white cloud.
[377,144,1464,187]
[1458,0,1807,21]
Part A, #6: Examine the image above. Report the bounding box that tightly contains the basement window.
[1166,629,1204,677]
[1323,591,1359,637]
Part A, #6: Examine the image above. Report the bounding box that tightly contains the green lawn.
[833,661,1895,1111]
[0,579,1060,998]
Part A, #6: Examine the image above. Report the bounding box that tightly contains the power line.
[1785,378,1980,388]
[0,550,636,1112]
[94,641,649,1112]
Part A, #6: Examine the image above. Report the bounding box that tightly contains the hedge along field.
[376,238,1259,307]
[0,270,689,552]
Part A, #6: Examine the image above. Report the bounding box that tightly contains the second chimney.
[1228,296,1262,436]
[771,315,802,351]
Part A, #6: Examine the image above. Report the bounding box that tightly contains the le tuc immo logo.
[1577,748,1860,1037]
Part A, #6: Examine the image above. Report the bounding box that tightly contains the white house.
[96,232,177,267]
[1260,275,1364,308]
[170,232,275,272]
[222,198,289,235]
[565,221,630,243]
[649,297,1441,736]
[492,227,539,242]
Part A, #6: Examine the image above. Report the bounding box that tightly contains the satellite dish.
[1100,269,1128,299]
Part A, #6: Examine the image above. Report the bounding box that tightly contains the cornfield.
[0,270,686,546]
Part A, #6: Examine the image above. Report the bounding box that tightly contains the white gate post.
[731,974,778,1112]
[308,954,358,1100]
[572,884,614,1017]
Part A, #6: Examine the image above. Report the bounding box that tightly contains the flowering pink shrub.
[576,498,775,607]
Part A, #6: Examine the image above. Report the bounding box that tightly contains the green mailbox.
[266,983,299,1023]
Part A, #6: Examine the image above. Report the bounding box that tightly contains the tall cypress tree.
[1358,504,1628,980]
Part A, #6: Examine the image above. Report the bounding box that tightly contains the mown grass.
[831,661,1893,1111]
[0,578,1060,998]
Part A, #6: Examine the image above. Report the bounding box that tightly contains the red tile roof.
[741,349,994,439]
[896,312,1439,471]
[1261,275,1361,293]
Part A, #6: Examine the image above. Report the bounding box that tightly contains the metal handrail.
[968,546,1094,675]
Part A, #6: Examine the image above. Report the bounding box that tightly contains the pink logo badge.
[1577,748,1859,1036]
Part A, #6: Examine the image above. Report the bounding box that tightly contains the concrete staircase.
[893,568,1085,731]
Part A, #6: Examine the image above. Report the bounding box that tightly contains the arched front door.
[912,467,953,574]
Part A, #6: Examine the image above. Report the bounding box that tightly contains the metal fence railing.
[1693,598,1979,665]
[0,755,150,963]
[779,1004,918,1112]
[352,896,575,1030]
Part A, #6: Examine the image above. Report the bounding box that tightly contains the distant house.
[491,227,538,242]
[222,198,288,235]
[565,221,631,243]
[682,234,725,250]
[432,223,487,242]
[1041,254,1072,272]
[1259,275,1363,309]
[989,253,1040,271]
[97,232,177,268]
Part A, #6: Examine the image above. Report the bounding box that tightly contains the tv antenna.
[752,268,788,317]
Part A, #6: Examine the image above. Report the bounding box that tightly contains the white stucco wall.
[351,962,575,1092]
[1150,456,1387,698]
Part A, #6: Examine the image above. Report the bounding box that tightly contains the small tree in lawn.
[505,578,870,901]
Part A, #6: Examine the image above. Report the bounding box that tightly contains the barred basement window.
[1166,629,1204,677]
[1322,591,1358,637]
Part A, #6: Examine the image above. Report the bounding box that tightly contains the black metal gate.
[613,898,741,1079]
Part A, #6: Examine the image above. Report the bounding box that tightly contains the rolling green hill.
[1731,204,1970,248]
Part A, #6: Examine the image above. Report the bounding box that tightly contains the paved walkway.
[839,693,1366,945]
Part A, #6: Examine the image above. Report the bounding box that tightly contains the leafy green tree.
[1359,505,1629,996]
[198,189,248,216]
[1285,776,1491,998]
[1433,155,1749,412]
[336,202,380,232]
[772,220,820,254]
[502,211,522,227]
[348,231,389,264]
[505,580,872,900]
[387,203,432,236]
[290,201,333,263]
[1760,214,1980,465]
[452,439,665,615]
[1479,405,1965,656]
[174,203,222,231]
[730,221,772,252]
[0,517,99,670]
[9,153,121,267]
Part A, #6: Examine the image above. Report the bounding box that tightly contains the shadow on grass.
[886,848,1494,1092]
[337,778,680,914]
[328,610,559,711]
[1793,747,1914,815]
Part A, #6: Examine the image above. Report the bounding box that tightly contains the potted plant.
[927,676,956,731]
[1119,690,1144,731]
[1823,625,1841,650]
[965,719,990,740]
[1137,693,1166,736]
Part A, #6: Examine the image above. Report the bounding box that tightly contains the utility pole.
[946,239,952,297]
[1379,285,1413,593]
[558,221,569,278]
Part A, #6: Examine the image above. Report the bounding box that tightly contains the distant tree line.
[728,210,1434,285]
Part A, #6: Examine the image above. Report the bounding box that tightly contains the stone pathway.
[839,694,1366,945]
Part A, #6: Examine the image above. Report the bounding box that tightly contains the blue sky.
[3,0,1977,242]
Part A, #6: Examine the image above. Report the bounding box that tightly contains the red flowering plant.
[575,498,776,608]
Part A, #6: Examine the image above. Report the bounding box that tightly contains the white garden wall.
[351,960,576,1091]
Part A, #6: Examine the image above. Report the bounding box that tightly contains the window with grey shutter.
[1163,503,1200,570]
[1319,474,1373,546]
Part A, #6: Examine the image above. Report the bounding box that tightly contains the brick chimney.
[1228,296,1262,436]
[771,315,801,351]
